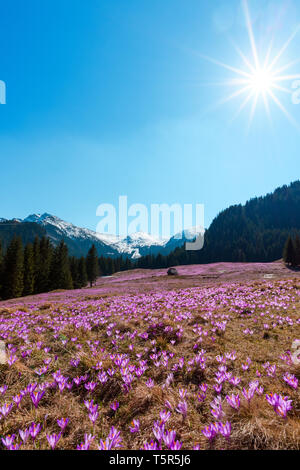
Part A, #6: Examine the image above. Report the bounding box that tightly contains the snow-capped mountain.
[2,212,202,259]
[163,227,205,255]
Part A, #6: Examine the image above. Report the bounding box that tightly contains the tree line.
[135,180,300,268]
[0,235,142,300]
[2,181,300,299]
[0,236,99,300]
[283,234,300,267]
[1,230,299,301]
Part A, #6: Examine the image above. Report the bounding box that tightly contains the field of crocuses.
[0,270,299,450]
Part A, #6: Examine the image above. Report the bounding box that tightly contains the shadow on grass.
[285,264,300,272]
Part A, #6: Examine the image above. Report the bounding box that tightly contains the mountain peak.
[13,212,199,258]
[24,213,57,223]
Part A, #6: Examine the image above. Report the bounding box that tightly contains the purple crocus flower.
[98,427,122,450]
[163,429,177,449]
[77,434,95,450]
[202,424,217,441]
[164,400,173,410]
[47,432,62,450]
[153,422,165,442]
[30,390,45,408]
[2,434,16,448]
[170,440,182,450]
[266,393,293,418]
[226,394,240,410]
[110,401,119,411]
[13,394,23,408]
[85,381,97,392]
[129,419,140,433]
[19,428,30,443]
[242,387,255,403]
[0,385,8,396]
[176,400,187,419]
[8,443,21,450]
[143,440,160,450]
[29,422,42,441]
[108,426,122,448]
[145,378,154,388]
[0,402,13,418]
[88,411,99,424]
[57,418,69,431]
[218,421,231,439]
[283,372,298,390]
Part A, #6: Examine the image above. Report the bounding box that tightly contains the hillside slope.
[172,181,300,265]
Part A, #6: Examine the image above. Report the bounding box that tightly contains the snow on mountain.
[123,232,167,247]
[20,213,202,259]
[162,226,204,255]
[0,217,23,223]
[24,213,111,242]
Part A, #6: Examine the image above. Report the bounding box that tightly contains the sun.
[249,68,275,94]
[201,0,300,130]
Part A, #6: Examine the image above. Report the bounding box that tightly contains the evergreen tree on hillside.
[70,256,87,289]
[98,256,106,276]
[33,236,41,289]
[70,257,80,289]
[36,237,53,293]
[106,257,115,275]
[294,234,300,267]
[78,256,88,288]
[123,257,132,271]
[114,257,121,273]
[23,243,35,296]
[2,236,24,299]
[86,244,99,287]
[283,236,296,266]
[49,240,73,290]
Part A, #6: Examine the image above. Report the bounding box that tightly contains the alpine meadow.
[0,0,299,456]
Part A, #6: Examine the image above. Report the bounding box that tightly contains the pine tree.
[283,235,296,266]
[36,237,53,293]
[124,257,132,271]
[49,241,73,290]
[33,236,40,292]
[98,256,107,276]
[78,257,88,288]
[86,244,99,287]
[114,257,121,273]
[2,236,24,299]
[23,243,35,296]
[69,257,78,289]
[106,257,115,275]
[70,257,86,289]
[294,234,300,267]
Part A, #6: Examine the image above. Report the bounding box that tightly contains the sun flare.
[202,0,300,130]
[248,68,275,94]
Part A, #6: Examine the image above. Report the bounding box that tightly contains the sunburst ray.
[200,0,300,131]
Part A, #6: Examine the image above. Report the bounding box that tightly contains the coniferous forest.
[0,237,92,300]
[136,181,300,268]
[0,236,137,300]
[1,181,300,300]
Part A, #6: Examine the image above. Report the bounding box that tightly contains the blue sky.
[1,0,300,234]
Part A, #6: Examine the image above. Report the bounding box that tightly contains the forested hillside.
[0,221,46,250]
[136,181,300,268]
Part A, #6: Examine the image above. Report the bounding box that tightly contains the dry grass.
[0,276,299,450]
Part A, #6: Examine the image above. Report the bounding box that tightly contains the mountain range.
[2,180,300,264]
[0,213,201,259]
